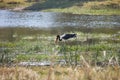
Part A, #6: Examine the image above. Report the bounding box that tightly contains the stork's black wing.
[62,34,76,40]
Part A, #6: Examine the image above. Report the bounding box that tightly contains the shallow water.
[0,10,120,28]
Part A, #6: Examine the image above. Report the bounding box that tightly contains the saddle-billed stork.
[55,33,77,43]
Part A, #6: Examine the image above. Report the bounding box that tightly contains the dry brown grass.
[30,65,120,80]
[2,0,24,3]
[0,67,40,80]
[0,65,120,80]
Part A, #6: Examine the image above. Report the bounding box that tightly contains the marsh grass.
[1,0,120,15]
[16,54,49,62]
[0,66,120,80]
[41,0,120,15]
[0,0,33,9]
[0,31,119,65]
[82,0,120,10]
[0,31,120,79]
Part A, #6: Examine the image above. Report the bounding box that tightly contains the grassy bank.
[0,0,34,9]
[24,0,120,15]
[42,0,120,15]
[0,0,120,15]
[43,7,120,15]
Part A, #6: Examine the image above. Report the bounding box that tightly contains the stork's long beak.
[55,37,58,44]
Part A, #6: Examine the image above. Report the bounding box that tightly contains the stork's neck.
[57,35,62,41]
[59,38,62,41]
[58,36,62,41]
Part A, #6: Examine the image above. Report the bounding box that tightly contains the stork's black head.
[55,35,60,43]
[57,35,60,39]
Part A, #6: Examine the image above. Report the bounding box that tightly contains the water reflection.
[0,10,56,27]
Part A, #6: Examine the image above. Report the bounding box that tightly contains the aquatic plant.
[0,48,15,65]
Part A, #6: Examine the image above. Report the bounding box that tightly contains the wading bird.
[55,33,77,43]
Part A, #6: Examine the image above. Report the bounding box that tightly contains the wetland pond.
[0,10,120,66]
[0,10,120,28]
